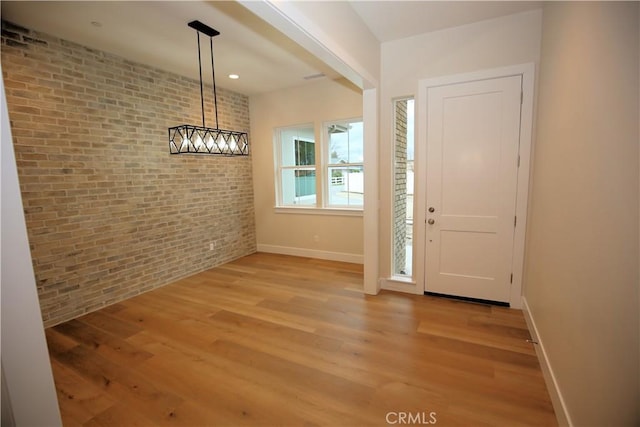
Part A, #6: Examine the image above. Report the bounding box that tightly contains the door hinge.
[520,91,523,105]
[510,273,513,284]
[514,216,517,227]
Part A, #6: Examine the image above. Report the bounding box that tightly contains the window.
[276,125,316,206]
[326,120,364,207]
[392,98,415,277]
[275,119,363,211]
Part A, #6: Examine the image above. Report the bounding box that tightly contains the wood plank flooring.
[45,253,557,426]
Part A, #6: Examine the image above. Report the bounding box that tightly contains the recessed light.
[90,21,102,28]
[228,74,239,80]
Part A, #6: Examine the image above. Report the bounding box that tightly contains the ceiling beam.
[237,0,379,90]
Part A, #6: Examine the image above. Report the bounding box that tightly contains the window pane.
[328,121,363,164]
[348,121,364,163]
[327,166,363,207]
[280,126,315,167]
[393,99,415,277]
[281,169,316,205]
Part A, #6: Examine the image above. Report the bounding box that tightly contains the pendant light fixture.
[168,20,249,156]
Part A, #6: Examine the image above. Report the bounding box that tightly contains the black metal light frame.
[168,20,249,156]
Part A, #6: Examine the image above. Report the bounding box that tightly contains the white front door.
[424,75,522,303]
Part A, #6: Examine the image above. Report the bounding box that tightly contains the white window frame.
[274,124,317,208]
[323,118,364,209]
[390,97,415,281]
[274,119,364,214]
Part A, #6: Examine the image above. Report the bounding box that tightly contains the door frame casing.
[414,63,535,308]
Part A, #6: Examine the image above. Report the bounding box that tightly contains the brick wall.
[394,100,408,275]
[1,21,257,327]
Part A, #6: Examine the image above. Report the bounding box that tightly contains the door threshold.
[424,291,510,308]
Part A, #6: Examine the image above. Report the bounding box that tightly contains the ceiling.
[1,1,542,96]
[350,1,541,42]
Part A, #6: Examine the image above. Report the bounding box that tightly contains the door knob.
[428,219,435,225]
[428,207,435,213]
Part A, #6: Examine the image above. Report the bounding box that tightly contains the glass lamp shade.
[169,125,249,155]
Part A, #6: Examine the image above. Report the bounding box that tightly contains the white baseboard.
[522,297,573,427]
[256,244,363,264]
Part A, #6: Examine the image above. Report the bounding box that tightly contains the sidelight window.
[392,98,415,277]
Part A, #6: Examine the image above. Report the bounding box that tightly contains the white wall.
[524,3,640,425]
[1,72,61,426]
[250,78,364,263]
[379,9,543,283]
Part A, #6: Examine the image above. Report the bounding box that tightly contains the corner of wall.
[521,298,572,427]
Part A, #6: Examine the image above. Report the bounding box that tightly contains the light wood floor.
[45,253,557,426]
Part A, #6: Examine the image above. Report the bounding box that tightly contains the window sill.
[388,275,415,284]
[274,206,363,217]
[381,277,417,294]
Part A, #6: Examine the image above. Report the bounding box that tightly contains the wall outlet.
[209,243,214,251]
[313,235,320,242]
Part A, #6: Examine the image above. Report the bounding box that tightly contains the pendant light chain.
[210,37,219,130]
[196,32,205,128]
